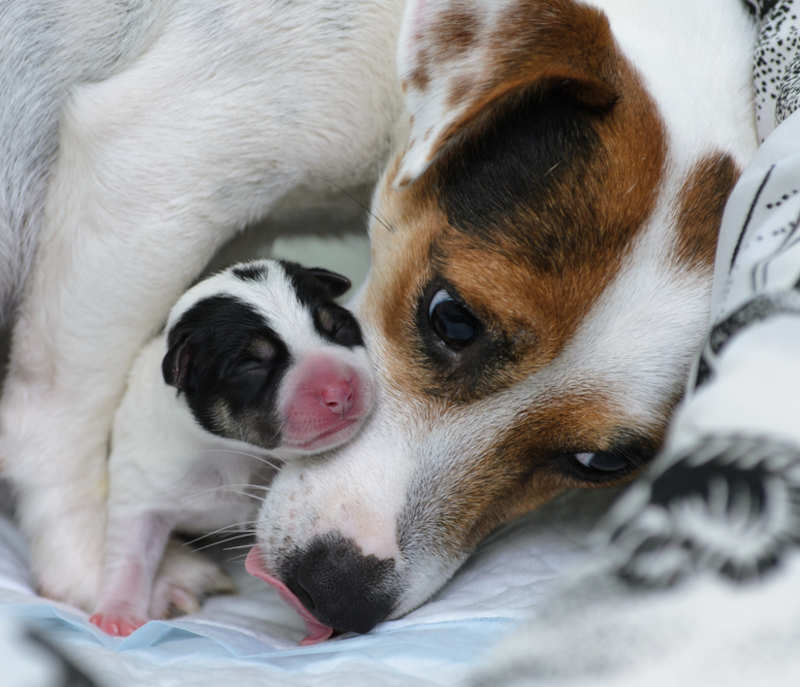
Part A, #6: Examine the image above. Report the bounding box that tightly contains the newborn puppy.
[90,259,373,636]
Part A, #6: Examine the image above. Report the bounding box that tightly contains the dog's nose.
[319,378,353,415]
[281,534,397,634]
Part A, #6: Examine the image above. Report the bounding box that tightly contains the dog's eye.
[574,451,630,473]
[428,289,480,350]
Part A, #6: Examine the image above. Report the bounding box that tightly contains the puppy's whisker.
[180,483,269,503]
[200,447,283,471]
[223,489,267,504]
[222,543,257,552]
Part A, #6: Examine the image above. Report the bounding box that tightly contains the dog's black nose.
[281,534,397,634]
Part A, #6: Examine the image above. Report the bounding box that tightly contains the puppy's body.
[91,260,373,636]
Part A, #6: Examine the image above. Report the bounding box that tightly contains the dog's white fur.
[253,0,759,624]
[0,0,403,609]
[0,0,757,629]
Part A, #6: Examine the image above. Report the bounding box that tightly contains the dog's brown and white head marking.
[251,0,757,635]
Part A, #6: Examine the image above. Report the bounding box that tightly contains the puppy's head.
[250,0,756,637]
[163,259,373,456]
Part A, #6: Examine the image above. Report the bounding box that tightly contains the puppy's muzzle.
[281,533,398,634]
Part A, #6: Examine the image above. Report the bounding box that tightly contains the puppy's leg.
[90,508,174,637]
[149,539,236,619]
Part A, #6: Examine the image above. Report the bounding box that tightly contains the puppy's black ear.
[162,335,193,392]
[306,267,351,298]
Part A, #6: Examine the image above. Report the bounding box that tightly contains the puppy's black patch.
[163,295,289,447]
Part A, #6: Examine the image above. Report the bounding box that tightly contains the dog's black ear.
[162,334,193,392]
[306,267,351,298]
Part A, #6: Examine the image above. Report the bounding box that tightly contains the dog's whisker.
[324,179,397,234]
[182,520,259,546]
[190,532,256,553]
[227,553,251,565]
[223,489,267,504]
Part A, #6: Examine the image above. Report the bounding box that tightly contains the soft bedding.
[0,489,617,686]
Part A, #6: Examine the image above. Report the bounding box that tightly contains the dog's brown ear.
[394,0,620,187]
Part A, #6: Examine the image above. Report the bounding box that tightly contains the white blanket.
[0,489,618,686]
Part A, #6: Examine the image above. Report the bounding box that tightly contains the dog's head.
[163,259,374,455]
[250,0,756,636]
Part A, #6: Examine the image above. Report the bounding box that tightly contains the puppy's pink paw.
[89,612,146,637]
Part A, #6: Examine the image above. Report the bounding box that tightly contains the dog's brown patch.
[432,8,481,61]
[455,392,623,552]
[409,48,431,91]
[397,390,662,556]
[674,153,740,270]
[447,75,476,108]
[410,0,620,173]
[490,0,618,104]
[370,0,675,555]
[372,1,667,406]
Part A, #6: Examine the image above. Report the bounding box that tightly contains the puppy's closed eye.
[226,339,278,379]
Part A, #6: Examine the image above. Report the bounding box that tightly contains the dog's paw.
[89,611,146,638]
[605,434,800,588]
[26,496,106,612]
[149,539,236,619]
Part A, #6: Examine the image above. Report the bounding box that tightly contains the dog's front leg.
[0,0,400,611]
[0,221,241,611]
[0,88,289,611]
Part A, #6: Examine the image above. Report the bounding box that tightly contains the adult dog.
[0,0,756,634]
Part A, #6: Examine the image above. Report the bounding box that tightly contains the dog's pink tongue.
[245,546,333,646]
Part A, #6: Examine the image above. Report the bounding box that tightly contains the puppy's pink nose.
[320,379,354,415]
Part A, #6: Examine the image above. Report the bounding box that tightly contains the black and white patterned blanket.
[611,0,800,592]
[746,0,800,139]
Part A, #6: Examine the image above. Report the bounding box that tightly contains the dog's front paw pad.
[89,612,147,637]
[606,434,800,588]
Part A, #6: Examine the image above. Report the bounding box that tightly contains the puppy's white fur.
[94,260,373,633]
